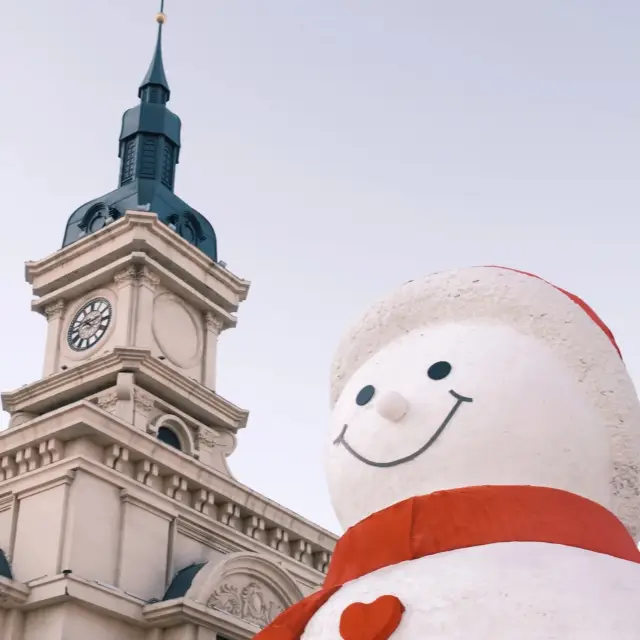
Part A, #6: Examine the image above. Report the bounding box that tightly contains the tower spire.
[117,0,180,190]
[139,1,170,102]
[61,0,219,263]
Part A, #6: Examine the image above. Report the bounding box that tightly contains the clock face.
[67,297,113,352]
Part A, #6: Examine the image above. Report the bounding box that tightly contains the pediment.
[185,552,304,629]
[206,573,286,628]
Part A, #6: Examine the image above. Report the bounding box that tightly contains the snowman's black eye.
[427,361,452,381]
[355,385,375,406]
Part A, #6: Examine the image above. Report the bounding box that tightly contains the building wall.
[22,603,145,640]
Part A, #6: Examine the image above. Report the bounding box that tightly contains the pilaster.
[203,313,224,390]
[2,602,26,640]
[136,266,160,349]
[113,266,138,346]
[43,301,66,376]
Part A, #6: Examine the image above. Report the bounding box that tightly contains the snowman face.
[326,321,612,530]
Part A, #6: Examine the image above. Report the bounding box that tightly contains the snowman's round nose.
[376,391,409,422]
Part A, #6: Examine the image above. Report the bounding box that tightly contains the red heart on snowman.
[339,594,405,640]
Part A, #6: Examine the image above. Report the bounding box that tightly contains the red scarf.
[256,485,640,639]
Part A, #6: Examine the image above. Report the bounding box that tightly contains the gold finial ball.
[156,12,166,24]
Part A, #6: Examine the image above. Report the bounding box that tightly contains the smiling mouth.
[333,390,473,468]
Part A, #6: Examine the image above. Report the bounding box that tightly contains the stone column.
[203,313,223,389]
[135,267,160,349]
[43,300,66,377]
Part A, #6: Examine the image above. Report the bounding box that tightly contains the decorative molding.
[0,493,13,513]
[191,488,216,517]
[120,489,175,522]
[15,470,76,500]
[104,444,131,475]
[187,553,304,627]
[313,551,331,574]
[197,427,237,459]
[195,428,219,449]
[207,580,285,629]
[139,266,160,290]
[135,459,159,487]
[8,412,37,429]
[292,540,314,566]
[204,312,224,335]
[0,456,17,481]
[1,347,249,431]
[0,403,336,571]
[0,576,30,607]
[114,265,139,287]
[219,502,242,530]
[244,515,267,544]
[26,212,250,300]
[175,518,241,555]
[143,598,258,635]
[96,393,118,414]
[164,474,189,503]
[15,447,39,475]
[38,439,64,466]
[44,300,66,321]
[267,528,290,555]
[133,389,155,416]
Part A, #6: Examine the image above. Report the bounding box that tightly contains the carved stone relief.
[96,393,118,414]
[113,265,161,290]
[8,412,38,429]
[44,300,66,321]
[113,266,139,287]
[196,427,236,456]
[133,389,154,416]
[207,577,285,629]
[204,312,224,335]
[195,428,219,450]
[139,266,160,290]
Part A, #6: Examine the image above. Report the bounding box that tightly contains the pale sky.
[0,1,638,534]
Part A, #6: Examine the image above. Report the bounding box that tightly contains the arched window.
[158,426,182,451]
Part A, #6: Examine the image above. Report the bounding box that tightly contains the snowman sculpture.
[257,266,640,640]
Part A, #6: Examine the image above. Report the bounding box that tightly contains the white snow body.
[301,542,640,639]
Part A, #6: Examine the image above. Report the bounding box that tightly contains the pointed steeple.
[60,1,219,262]
[139,4,170,102]
[116,3,180,191]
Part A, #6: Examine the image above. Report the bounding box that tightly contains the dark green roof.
[0,549,12,579]
[163,562,205,600]
[139,24,170,98]
[61,12,218,262]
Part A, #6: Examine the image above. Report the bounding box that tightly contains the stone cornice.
[30,253,237,330]
[20,572,261,636]
[23,573,145,621]
[25,211,250,311]
[0,406,338,557]
[1,348,248,431]
[0,576,30,608]
[143,597,257,636]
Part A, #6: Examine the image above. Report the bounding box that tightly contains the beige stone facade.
[0,212,336,639]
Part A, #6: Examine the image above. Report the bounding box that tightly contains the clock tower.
[0,7,335,640]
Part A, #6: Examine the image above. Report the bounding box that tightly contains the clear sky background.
[0,1,638,535]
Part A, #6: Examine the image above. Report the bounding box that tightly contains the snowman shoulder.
[301,543,640,639]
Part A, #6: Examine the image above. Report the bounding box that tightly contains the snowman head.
[326,266,640,537]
